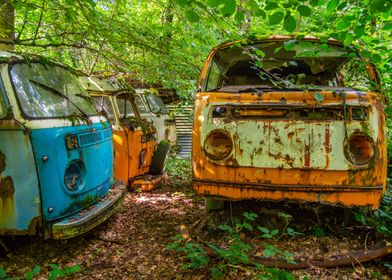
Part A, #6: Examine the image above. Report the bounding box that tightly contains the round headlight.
[203,130,233,161]
[64,160,84,191]
[345,133,374,165]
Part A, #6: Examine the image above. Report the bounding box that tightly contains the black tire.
[150,141,170,175]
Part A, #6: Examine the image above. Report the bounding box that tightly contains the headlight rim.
[344,132,375,166]
[203,129,233,161]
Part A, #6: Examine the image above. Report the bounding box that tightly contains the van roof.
[0,51,77,73]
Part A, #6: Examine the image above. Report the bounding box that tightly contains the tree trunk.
[0,0,15,51]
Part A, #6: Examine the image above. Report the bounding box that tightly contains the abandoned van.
[192,36,387,210]
[134,89,177,146]
[79,77,169,187]
[0,52,125,239]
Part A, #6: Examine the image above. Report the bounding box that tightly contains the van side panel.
[0,120,41,234]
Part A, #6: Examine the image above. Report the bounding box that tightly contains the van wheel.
[150,141,170,175]
[205,197,225,214]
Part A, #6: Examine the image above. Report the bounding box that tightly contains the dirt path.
[0,165,390,279]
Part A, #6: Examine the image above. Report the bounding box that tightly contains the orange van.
[192,36,386,211]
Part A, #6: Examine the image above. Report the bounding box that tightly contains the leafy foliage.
[354,190,392,238]
[166,211,298,279]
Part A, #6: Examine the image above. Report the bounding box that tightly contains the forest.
[0,0,391,279]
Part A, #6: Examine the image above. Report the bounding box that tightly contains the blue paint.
[30,123,113,222]
[0,122,41,233]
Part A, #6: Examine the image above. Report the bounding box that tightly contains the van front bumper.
[193,179,385,209]
[51,184,126,239]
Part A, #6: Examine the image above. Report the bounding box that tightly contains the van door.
[0,72,41,235]
[116,95,155,179]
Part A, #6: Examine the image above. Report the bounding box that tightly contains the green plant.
[165,157,191,181]
[48,264,80,280]
[165,234,210,269]
[24,265,41,280]
[353,190,392,238]
[167,211,296,279]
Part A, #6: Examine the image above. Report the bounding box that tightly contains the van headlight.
[345,133,374,166]
[64,160,84,191]
[203,130,233,161]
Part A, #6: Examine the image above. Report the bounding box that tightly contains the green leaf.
[235,11,245,23]
[206,0,221,8]
[343,33,354,46]
[220,0,236,16]
[249,0,260,16]
[0,268,7,278]
[370,0,391,13]
[270,229,279,236]
[283,39,297,50]
[185,9,200,22]
[297,5,312,17]
[257,226,270,234]
[32,266,41,275]
[265,2,279,10]
[313,92,324,102]
[336,17,352,30]
[326,0,339,12]
[372,53,382,63]
[284,14,297,32]
[263,248,276,257]
[242,222,253,231]
[269,11,284,25]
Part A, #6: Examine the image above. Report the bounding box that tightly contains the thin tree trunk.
[0,0,15,51]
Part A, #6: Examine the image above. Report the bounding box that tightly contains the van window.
[145,94,168,114]
[117,97,135,118]
[92,96,115,122]
[206,60,221,91]
[135,95,148,114]
[11,63,97,118]
[204,41,374,92]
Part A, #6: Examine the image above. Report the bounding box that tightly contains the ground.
[0,158,391,279]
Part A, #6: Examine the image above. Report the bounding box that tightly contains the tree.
[0,0,14,51]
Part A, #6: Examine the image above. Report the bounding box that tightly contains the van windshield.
[205,40,373,92]
[11,63,97,118]
[146,94,168,114]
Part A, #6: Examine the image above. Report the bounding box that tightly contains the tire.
[150,141,170,175]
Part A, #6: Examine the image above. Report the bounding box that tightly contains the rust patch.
[0,150,16,228]
[304,135,311,167]
[325,125,330,168]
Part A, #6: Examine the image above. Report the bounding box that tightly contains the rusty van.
[192,36,387,211]
[0,52,126,239]
[79,76,170,189]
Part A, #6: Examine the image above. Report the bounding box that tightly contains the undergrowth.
[166,211,301,279]
[354,189,392,239]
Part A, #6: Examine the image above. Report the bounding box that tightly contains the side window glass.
[135,95,148,114]
[117,98,135,118]
[205,60,221,91]
[0,83,7,118]
[92,96,115,122]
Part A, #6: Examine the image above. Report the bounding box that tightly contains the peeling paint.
[0,150,16,228]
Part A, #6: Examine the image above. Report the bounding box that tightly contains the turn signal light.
[345,133,374,165]
[203,130,233,161]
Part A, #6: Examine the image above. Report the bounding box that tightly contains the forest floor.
[0,158,391,279]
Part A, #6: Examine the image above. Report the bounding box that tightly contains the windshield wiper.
[29,80,91,122]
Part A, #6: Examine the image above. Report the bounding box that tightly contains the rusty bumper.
[51,184,126,239]
[193,179,384,209]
